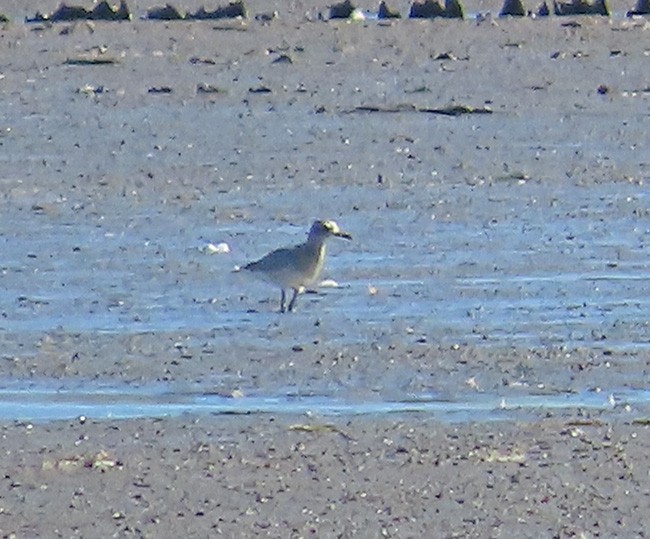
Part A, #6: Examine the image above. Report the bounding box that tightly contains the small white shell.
[203,242,230,254]
[319,279,340,288]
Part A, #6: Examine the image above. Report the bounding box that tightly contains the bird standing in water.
[243,220,352,312]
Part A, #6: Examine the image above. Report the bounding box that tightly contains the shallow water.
[1,378,649,423]
[3,181,648,348]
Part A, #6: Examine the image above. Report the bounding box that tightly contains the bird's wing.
[244,247,296,272]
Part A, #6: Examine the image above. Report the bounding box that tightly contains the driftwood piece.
[346,103,492,116]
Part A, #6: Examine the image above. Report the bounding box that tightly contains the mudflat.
[0,0,649,536]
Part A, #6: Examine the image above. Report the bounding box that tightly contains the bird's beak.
[334,231,352,240]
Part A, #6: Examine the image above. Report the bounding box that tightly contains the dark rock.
[329,0,355,18]
[553,0,609,15]
[26,11,48,22]
[378,1,401,18]
[254,11,278,22]
[627,0,650,15]
[499,0,526,16]
[50,4,90,21]
[445,0,464,18]
[197,83,225,94]
[148,86,173,93]
[410,0,445,17]
[409,0,464,18]
[188,2,247,20]
[272,54,293,64]
[90,0,131,20]
[146,4,185,20]
[26,1,131,22]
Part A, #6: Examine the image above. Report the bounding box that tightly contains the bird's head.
[309,220,352,241]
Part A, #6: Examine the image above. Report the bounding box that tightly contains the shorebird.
[243,220,352,312]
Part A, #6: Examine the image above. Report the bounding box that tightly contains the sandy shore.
[0,1,649,536]
[2,415,650,537]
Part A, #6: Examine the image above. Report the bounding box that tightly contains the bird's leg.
[287,288,300,312]
[280,289,287,313]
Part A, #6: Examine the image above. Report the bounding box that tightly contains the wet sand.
[1,0,649,536]
[3,415,650,537]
